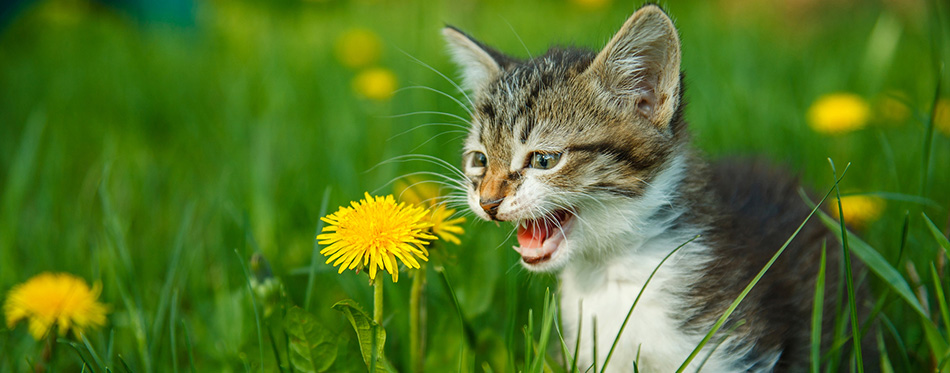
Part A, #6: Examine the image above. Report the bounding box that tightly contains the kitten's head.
[443,5,686,272]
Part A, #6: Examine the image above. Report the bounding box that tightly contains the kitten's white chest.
[559,247,740,373]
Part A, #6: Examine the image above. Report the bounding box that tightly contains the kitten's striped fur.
[443,5,873,372]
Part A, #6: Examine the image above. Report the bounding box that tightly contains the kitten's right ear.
[442,26,507,95]
[585,5,681,132]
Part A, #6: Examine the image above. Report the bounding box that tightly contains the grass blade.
[437,267,476,368]
[918,62,942,196]
[930,264,950,336]
[601,235,700,372]
[840,191,940,208]
[305,187,332,310]
[81,334,106,372]
[591,317,597,373]
[875,328,894,373]
[59,338,98,373]
[572,302,583,373]
[922,212,950,258]
[182,320,197,373]
[524,309,533,370]
[554,307,573,373]
[150,204,196,360]
[106,328,115,367]
[811,242,828,373]
[235,250,265,373]
[528,288,556,373]
[695,320,745,372]
[677,163,849,373]
[896,212,910,265]
[118,355,133,373]
[170,289,180,373]
[0,110,44,285]
[811,209,928,319]
[828,159,864,373]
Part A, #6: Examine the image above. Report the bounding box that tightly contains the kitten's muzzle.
[479,197,503,219]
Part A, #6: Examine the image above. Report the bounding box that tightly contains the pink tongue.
[517,220,553,249]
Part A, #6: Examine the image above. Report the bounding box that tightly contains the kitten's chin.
[513,210,575,272]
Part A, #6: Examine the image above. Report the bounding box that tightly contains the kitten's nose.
[479,197,503,217]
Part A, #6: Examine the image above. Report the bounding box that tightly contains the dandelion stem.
[37,329,56,373]
[410,263,427,373]
[374,276,384,325]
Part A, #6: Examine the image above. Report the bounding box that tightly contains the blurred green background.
[1,0,949,371]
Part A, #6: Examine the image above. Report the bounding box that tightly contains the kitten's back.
[685,159,874,371]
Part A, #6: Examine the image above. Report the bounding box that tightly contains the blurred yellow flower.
[335,28,382,69]
[394,178,466,245]
[428,205,466,245]
[318,193,435,282]
[874,92,910,124]
[830,195,884,228]
[4,273,108,340]
[808,93,870,134]
[353,68,397,101]
[570,0,611,10]
[394,177,440,207]
[935,98,950,136]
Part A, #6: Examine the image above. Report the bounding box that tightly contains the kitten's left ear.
[442,26,511,96]
[585,5,681,131]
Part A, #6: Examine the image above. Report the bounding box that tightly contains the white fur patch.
[557,155,778,373]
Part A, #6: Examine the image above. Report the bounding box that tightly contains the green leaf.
[332,299,388,372]
[815,211,928,319]
[284,307,338,373]
[923,320,949,368]
[875,329,894,373]
[922,212,950,259]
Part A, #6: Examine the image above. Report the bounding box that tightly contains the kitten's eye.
[470,152,487,168]
[528,152,562,170]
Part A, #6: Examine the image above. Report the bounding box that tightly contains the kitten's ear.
[442,26,508,95]
[585,5,681,130]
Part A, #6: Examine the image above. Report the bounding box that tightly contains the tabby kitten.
[443,4,870,373]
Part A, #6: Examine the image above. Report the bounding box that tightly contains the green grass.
[1,0,949,371]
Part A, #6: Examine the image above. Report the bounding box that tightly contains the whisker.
[384,110,470,123]
[368,154,468,180]
[394,46,475,108]
[500,16,533,60]
[441,134,470,147]
[408,130,469,153]
[387,122,468,142]
[394,85,473,116]
[373,171,469,196]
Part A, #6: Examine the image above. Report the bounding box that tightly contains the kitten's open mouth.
[514,210,575,265]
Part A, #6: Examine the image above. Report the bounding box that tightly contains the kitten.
[442,4,874,372]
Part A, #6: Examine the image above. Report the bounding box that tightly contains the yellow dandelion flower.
[335,28,382,69]
[353,68,397,101]
[808,93,871,134]
[935,98,950,137]
[318,193,436,282]
[394,177,466,245]
[830,195,884,228]
[4,272,108,340]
